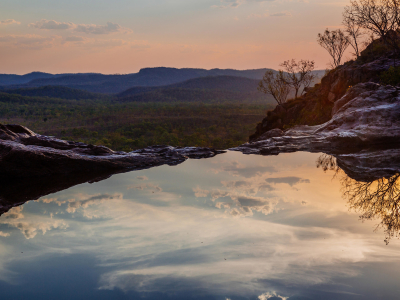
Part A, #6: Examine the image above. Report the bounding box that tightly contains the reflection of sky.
[0,151,399,300]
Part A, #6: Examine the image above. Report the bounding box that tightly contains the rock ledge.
[0,124,224,178]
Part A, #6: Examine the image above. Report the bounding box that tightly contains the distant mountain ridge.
[1,86,109,100]
[117,75,261,98]
[0,67,276,94]
[0,72,61,86]
[0,68,325,98]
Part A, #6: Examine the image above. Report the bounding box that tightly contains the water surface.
[0,151,399,300]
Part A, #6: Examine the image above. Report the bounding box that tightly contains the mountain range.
[0,67,325,104]
[0,67,276,94]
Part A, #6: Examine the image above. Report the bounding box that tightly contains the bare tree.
[317,29,350,68]
[258,70,291,105]
[280,59,316,98]
[343,11,365,58]
[344,0,400,53]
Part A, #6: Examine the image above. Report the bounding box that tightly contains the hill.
[115,74,326,104]
[0,72,58,86]
[117,76,261,98]
[2,86,110,100]
[115,76,275,104]
[0,68,325,94]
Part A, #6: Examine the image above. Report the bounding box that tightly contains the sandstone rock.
[234,82,400,156]
[274,105,286,115]
[250,48,398,142]
[331,82,380,115]
[0,126,226,216]
[0,125,224,178]
[328,92,336,102]
[254,128,284,142]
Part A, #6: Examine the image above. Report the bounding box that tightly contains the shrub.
[380,66,400,86]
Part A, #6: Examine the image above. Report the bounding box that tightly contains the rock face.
[234,82,400,158]
[0,124,224,178]
[250,47,397,141]
[319,55,396,103]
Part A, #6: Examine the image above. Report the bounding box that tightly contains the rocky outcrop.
[234,83,400,161]
[0,124,224,215]
[250,46,398,141]
[319,55,397,103]
[0,124,224,178]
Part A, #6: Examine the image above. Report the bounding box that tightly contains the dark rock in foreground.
[233,82,400,181]
[0,124,224,178]
[0,124,224,214]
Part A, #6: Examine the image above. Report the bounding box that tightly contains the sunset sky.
[0,0,348,74]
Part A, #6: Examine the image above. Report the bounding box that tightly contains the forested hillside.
[0,92,272,150]
[2,86,110,100]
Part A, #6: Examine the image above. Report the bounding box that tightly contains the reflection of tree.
[317,154,400,244]
[316,154,341,179]
[343,174,400,245]
[316,154,338,172]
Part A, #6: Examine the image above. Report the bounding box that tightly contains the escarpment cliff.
[250,41,399,142]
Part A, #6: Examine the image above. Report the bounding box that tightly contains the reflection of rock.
[0,170,121,216]
[0,124,224,214]
[234,83,400,156]
[0,124,223,178]
[334,148,400,182]
[316,148,400,181]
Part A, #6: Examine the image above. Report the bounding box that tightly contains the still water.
[0,151,399,300]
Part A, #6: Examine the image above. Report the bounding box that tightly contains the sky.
[0,0,349,74]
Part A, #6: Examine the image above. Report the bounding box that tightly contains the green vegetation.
[0,92,271,151]
[380,66,400,86]
[118,88,266,104]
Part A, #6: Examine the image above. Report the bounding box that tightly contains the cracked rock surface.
[0,124,224,178]
[0,124,224,214]
[233,83,400,156]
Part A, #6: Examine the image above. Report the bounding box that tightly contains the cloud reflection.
[265,177,310,186]
[195,162,312,217]
[1,206,68,239]
[0,152,399,299]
